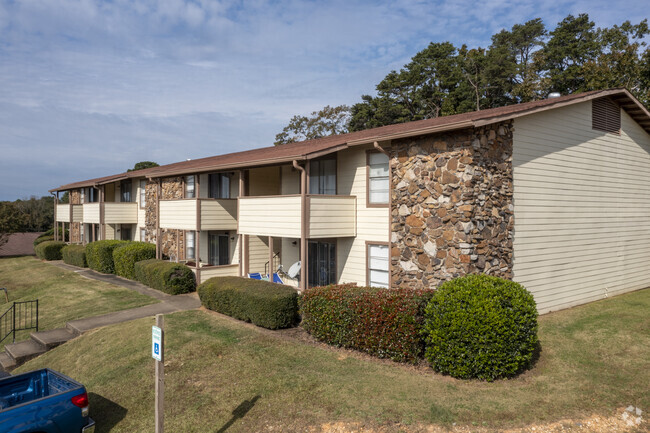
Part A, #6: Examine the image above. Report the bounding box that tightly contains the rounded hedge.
[85,240,130,274]
[423,274,538,381]
[61,244,87,267]
[199,276,298,330]
[34,240,66,261]
[134,259,196,295]
[113,242,156,280]
[33,235,54,247]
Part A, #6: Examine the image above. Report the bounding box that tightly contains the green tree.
[274,105,350,145]
[128,161,159,172]
[487,18,547,103]
[536,14,600,95]
[0,202,23,247]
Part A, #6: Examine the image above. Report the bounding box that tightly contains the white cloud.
[0,0,647,200]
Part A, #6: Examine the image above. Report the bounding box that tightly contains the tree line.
[275,14,649,144]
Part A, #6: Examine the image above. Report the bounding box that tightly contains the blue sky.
[0,0,647,200]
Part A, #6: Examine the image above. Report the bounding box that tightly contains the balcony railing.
[55,204,83,223]
[104,202,138,224]
[159,198,237,231]
[238,195,356,238]
[82,203,100,224]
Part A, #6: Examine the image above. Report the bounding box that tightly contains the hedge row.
[34,240,66,261]
[113,242,156,279]
[85,240,129,274]
[134,259,196,295]
[423,274,538,381]
[198,276,298,330]
[61,244,87,267]
[300,285,435,362]
[33,235,54,247]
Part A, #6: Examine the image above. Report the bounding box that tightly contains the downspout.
[51,192,58,242]
[293,160,307,291]
[373,141,392,289]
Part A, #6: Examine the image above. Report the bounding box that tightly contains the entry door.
[308,241,336,287]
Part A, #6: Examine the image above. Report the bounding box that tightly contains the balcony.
[104,202,138,224]
[159,199,237,231]
[82,203,100,224]
[56,204,83,223]
[238,195,356,238]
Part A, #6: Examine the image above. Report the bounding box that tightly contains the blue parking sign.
[152,326,162,361]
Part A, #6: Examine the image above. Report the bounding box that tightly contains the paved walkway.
[51,261,202,330]
[0,261,202,371]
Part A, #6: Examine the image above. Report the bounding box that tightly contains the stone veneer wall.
[69,189,81,243]
[158,177,184,258]
[144,180,158,244]
[390,121,514,289]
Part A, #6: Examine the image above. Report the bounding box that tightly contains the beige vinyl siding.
[513,101,650,314]
[104,202,138,224]
[238,196,302,238]
[281,165,300,194]
[56,204,70,222]
[105,223,115,240]
[72,205,83,223]
[249,166,281,196]
[308,196,356,238]
[200,199,237,230]
[336,146,389,285]
[159,200,197,230]
[137,207,145,228]
[248,235,270,274]
[199,265,239,281]
[82,203,100,224]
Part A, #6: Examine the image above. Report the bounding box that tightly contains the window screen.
[368,244,389,288]
[368,153,389,204]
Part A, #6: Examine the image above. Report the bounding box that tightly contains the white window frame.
[186,231,196,260]
[140,180,146,208]
[185,175,195,199]
[367,243,389,288]
[367,152,389,206]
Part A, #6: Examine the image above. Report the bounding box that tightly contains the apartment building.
[51,88,650,313]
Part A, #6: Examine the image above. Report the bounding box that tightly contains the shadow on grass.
[88,392,128,433]
[216,395,261,433]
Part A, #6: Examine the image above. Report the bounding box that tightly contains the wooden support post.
[154,314,164,433]
[293,160,308,290]
[268,236,273,279]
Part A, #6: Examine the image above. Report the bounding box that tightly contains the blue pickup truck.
[0,368,95,433]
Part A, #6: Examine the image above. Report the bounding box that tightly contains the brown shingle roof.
[0,232,43,257]
[51,88,650,189]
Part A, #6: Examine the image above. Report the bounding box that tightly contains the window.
[140,228,146,242]
[86,187,98,203]
[185,176,195,198]
[121,225,132,241]
[186,231,195,260]
[208,232,229,266]
[120,180,132,203]
[208,173,230,198]
[140,180,146,207]
[308,240,336,287]
[309,158,336,195]
[368,152,389,205]
[367,243,389,288]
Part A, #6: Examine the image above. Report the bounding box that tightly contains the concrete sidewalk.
[0,261,202,371]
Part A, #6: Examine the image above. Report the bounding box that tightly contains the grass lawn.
[15,287,649,432]
[0,256,157,348]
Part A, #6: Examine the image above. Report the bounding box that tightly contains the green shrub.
[134,259,196,295]
[85,240,130,274]
[34,240,66,261]
[113,242,156,279]
[61,244,87,267]
[33,235,54,247]
[299,285,435,362]
[423,274,538,381]
[198,276,298,330]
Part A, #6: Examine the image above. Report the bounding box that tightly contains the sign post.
[152,314,164,433]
